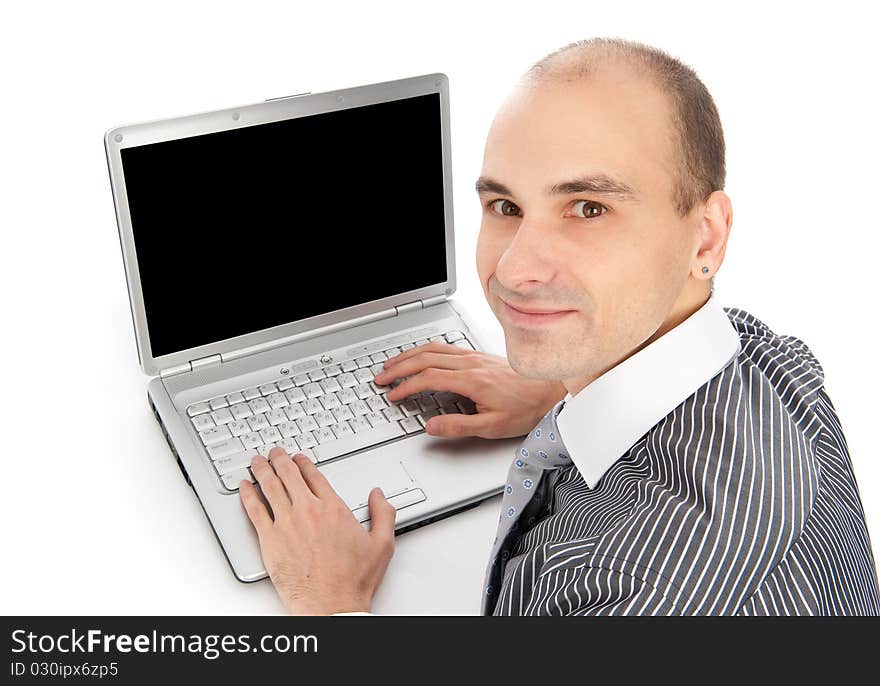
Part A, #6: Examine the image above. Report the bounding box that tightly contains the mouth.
[499,298,576,327]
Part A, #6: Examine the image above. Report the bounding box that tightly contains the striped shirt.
[487,297,880,615]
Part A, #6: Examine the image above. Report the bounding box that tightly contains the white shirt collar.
[555,291,742,489]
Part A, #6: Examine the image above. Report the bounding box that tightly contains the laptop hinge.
[395,294,447,315]
[191,354,222,373]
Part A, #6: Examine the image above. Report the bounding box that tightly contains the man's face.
[476,66,702,389]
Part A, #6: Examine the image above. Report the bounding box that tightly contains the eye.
[569,200,608,219]
[488,199,522,217]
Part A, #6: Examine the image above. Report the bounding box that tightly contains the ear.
[690,190,732,280]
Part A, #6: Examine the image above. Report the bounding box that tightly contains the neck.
[563,282,712,397]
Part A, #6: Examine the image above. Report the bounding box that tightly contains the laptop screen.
[120,93,448,359]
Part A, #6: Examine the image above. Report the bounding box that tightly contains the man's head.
[475,38,733,393]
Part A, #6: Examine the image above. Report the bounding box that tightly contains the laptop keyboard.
[186,330,477,491]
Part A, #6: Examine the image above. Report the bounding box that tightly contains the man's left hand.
[239,447,396,614]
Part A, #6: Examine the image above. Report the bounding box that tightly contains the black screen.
[121,93,448,358]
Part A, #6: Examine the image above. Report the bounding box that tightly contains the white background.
[1,0,878,614]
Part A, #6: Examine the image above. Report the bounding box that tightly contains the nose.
[494,217,558,291]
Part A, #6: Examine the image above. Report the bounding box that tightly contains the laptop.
[105,73,522,582]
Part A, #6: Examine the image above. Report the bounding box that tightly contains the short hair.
[522,38,726,216]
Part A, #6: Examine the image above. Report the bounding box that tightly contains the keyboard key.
[355,356,372,368]
[314,426,335,444]
[229,402,253,420]
[277,438,300,455]
[354,383,374,400]
[417,395,438,412]
[365,411,387,428]
[283,387,307,404]
[349,399,370,416]
[226,391,246,405]
[337,372,358,388]
[242,387,261,401]
[192,414,215,432]
[429,335,445,343]
[248,398,271,414]
[312,420,405,462]
[337,388,357,405]
[385,347,401,357]
[278,421,301,438]
[247,414,270,432]
[341,359,358,372]
[366,395,387,412]
[284,402,306,421]
[276,378,294,391]
[314,410,336,428]
[308,368,326,382]
[370,351,388,363]
[187,402,210,417]
[207,437,244,460]
[221,467,255,490]
[453,339,474,350]
[320,393,341,411]
[458,399,477,414]
[211,408,234,425]
[213,447,258,475]
[371,381,389,395]
[259,383,278,396]
[293,373,311,386]
[296,416,319,433]
[354,368,373,383]
[444,330,465,342]
[349,416,371,433]
[331,422,355,439]
[255,443,276,457]
[383,405,405,422]
[332,405,354,423]
[324,364,342,377]
[200,426,232,446]
[259,426,282,444]
[400,343,415,351]
[370,362,386,377]
[401,399,421,417]
[296,432,318,450]
[266,408,287,426]
[209,397,229,410]
[303,382,324,399]
[400,416,421,433]
[241,432,262,449]
[303,398,323,415]
[320,377,342,394]
[228,420,250,437]
[415,339,429,346]
[265,392,288,409]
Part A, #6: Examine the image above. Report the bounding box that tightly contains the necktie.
[481,398,571,614]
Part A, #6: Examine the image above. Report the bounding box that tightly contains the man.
[239,38,880,615]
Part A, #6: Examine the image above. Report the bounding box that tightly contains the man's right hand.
[373,342,567,439]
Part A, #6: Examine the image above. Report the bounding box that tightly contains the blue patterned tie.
[482,398,571,614]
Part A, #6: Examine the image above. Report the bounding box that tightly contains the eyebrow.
[475,174,638,201]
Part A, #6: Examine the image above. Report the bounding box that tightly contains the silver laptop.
[105,73,522,582]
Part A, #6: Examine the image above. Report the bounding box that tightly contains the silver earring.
[701,266,710,274]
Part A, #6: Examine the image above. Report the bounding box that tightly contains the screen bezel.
[105,74,456,376]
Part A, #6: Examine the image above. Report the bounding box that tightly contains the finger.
[290,453,338,500]
[250,454,291,514]
[424,411,498,439]
[382,341,470,370]
[268,447,313,501]
[385,367,472,403]
[375,350,476,386]
[367,487,397,546]
[239,480,273,534]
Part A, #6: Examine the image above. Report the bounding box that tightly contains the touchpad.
[319,459,417,510]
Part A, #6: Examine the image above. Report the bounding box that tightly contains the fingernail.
[251,455,264,466]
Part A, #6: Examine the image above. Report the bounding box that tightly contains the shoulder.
[722,306,825,421]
